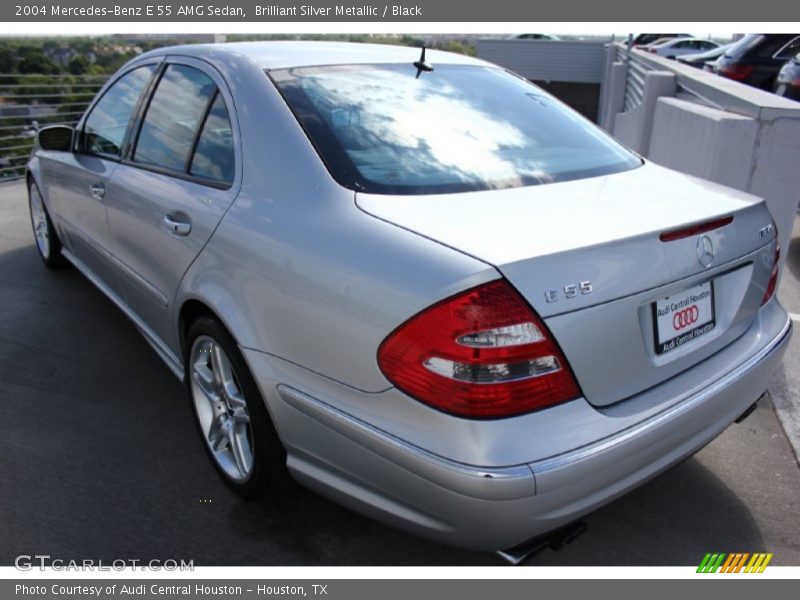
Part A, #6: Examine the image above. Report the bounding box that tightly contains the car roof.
[660,37,715,46]
[138,41,492,70]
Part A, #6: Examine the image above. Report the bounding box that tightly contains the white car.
[651,38,721,59]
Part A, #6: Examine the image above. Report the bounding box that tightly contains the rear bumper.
[252,302,791,552]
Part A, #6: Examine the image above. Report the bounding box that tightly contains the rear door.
[105,57,240,351]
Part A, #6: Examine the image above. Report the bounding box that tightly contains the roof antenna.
[413,46,434,79]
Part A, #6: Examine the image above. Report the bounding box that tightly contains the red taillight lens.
[720,63,754,81]
[762,234,780,305]
[377,280,581,419]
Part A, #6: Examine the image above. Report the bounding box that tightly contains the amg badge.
[545,281,593,303]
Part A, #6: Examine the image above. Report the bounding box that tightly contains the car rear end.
[716,34,800,89]
[258,54,792,552]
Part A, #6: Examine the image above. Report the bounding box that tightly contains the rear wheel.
[186,316,288,497]
[28,181,67,269]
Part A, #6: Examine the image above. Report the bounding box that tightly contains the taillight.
[719,63,754,81]
[762,233,780,305]
[377,280,581,419]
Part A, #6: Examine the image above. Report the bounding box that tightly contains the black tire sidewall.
[28,180,66,268]
[185,316,287,497]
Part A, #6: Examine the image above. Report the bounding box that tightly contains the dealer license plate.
[653,281,715,355]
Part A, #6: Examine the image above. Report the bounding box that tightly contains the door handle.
[164,214,191,236]
[89,182,105,200]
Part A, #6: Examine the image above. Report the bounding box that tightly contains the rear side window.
[82,65,155,157]
[134,65,217,172]
[189,93,235,184]
[725,34,763,58]
[270,64,640,195]
[775,37,800,60]
[755,35,798,58]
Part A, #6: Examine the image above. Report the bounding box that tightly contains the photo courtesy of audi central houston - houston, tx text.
[2,27,800,572]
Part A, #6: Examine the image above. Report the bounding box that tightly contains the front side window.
[82,65,155,157]
[270,64,641,195]
[134,65,217,172]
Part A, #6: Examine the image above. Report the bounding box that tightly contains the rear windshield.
[269,64,641,195]
[725,34,798,59]
[724,34,763,58]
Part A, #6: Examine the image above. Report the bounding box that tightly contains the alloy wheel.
[189,335,254,482]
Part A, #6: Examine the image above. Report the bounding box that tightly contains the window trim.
[184,89,219,174]
[125,62,235,191]
[773,36,800,60]
[76,60,162,162]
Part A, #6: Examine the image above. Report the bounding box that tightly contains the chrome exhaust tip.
[496,520,587,566]
[735,392,767,424]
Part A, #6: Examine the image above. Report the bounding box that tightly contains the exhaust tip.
[735,392,768,424]
[496,520,587,566]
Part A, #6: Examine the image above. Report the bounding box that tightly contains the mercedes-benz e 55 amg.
[26,42,791,559]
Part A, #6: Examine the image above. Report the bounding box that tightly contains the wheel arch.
[178,298,226,360]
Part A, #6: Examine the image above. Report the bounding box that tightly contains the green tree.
[68,55,90,75]
[17,54,58,75]
[0,48,17,73]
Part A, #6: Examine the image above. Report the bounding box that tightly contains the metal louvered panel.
[476,39,607,84]
[623,55,651,112]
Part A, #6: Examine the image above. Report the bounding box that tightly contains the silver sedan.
[26,42,791,561]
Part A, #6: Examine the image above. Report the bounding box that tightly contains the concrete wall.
[476,39,607,83]
[601,46,800,276]
[648,97,759,191]
[477,39,607,120]
[613,71,675,154]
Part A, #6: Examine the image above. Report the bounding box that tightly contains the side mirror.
[37,125,74,152]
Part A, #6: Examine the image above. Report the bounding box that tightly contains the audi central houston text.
[26,42,791,561]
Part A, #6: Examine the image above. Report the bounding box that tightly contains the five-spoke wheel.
[190,335,255,482]
[185,316,287,495]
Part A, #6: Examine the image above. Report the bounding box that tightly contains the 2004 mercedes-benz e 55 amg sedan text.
[27,42,792,559]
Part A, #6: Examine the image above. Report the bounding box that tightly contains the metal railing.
[0,73,108,181]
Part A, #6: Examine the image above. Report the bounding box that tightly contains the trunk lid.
[357,162,778,407]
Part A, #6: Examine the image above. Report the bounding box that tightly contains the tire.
[28,180,68,269]
[185,315,288,497]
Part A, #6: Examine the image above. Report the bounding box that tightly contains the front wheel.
[186,316,288,497]
[28,181,67,269]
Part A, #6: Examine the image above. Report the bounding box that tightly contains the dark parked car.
[775,51,800,101]
[715,34,800,90]
[677,43,733,70]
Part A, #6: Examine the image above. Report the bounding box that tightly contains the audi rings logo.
[673,306,699,331]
